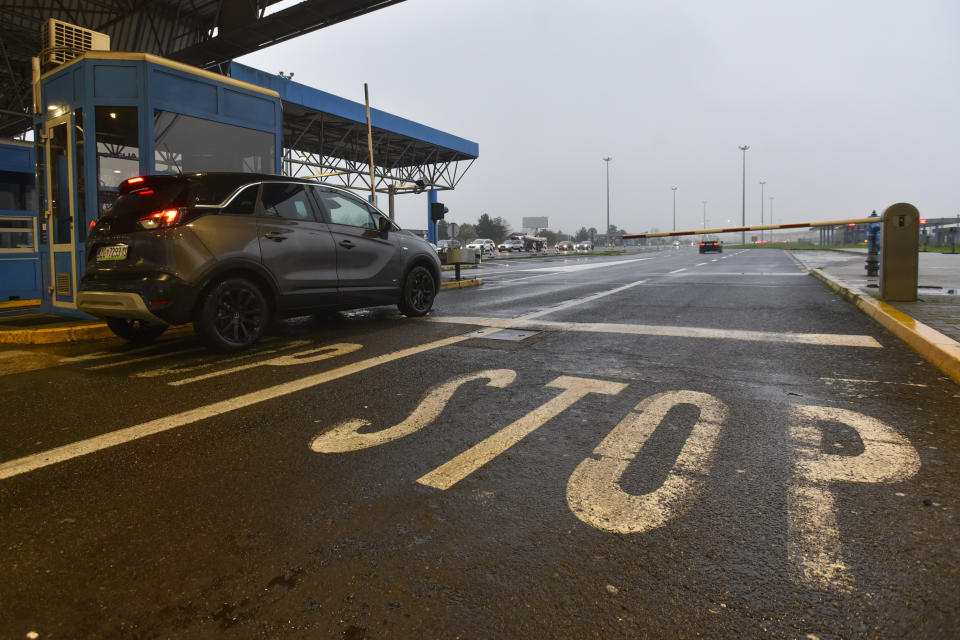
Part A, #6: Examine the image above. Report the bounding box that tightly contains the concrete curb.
[810,268,960,386]
[440,278,483,291]
[0,323,113,345]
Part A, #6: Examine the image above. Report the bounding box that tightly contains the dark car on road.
[79,173,441,351]
[699,238,723,253]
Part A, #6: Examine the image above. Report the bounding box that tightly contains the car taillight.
[139,208,183,230]
[89,219,97,234]
[126,176,144,185]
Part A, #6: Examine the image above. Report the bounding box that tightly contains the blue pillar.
[427,189,438,243]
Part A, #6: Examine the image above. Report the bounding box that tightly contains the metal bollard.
[865,210,880,278]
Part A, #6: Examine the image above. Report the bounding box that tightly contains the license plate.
[97,244,128,261]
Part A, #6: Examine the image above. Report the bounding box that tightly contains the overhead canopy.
[0,0,406,137]
[229,62,478,192]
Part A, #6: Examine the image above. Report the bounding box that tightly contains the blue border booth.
[0,141,40,307]
[30,52,282,317]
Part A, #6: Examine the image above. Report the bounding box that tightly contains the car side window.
[220,184,259,215]
[316,190,376,229]
[261,183,315,221]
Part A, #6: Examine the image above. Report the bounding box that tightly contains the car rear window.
[102,175,252,231]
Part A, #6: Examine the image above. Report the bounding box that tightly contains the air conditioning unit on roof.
[42,18,110,66]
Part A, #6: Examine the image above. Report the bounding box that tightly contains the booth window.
[154,111,275,174]
[0,171,37,212]
[0,217,35,252]
[96,106,139,215]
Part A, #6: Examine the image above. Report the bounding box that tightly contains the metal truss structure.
[0,0,406,138]
[282,110,475,194]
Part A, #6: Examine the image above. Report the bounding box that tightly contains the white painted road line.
[696,262,708,266]
[134,339,311,379]
[85,346,206,370]
[516,279,648,322]
[820,377,928,388]
[523,257,655,273]
[427,316,883,348]
[0,330,499,481]
[170,343,362,386]
[669,268,687,274]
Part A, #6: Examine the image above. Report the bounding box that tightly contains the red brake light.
[139,208,182,230]
[137,189,154,196]
[88,219,97,233]
[127,176,144,185]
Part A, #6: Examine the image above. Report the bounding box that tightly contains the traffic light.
[431,202,448,221]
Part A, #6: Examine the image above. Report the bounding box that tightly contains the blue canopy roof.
[228,61,478,167]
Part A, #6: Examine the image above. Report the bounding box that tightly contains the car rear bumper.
[77,291,169,325]
[78,273,198,324]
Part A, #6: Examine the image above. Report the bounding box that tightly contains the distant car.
[672,240,680,247]
[499,239,523,252]
[575,240,593,251]
[466,238,496,254]
[699,238,722,253]
[437,239,461,250]
[557,240,574,251]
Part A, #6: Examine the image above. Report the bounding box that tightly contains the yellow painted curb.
[0,299,41,310]
[0,323,114,345]
[441,264,477,272]
[440,278,483,290]
[810,269,960,386]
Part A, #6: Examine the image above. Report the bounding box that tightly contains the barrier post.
[879,203,919,302]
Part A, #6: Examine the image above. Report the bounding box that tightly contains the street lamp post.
[702,201,707,231]
[672,186,678,232]
[759,180,766,243]
[739,145,749,245]
[603,157,612,245]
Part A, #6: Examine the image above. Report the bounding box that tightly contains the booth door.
[44,114,78,309]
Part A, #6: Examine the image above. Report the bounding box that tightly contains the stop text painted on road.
[311,368,922,593]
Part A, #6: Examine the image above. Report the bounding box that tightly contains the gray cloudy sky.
[238,0,960,236]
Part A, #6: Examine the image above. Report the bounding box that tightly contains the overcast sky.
[238,0,960,236]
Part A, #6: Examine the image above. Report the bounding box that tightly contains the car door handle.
[264,231,288,241]
[339,240,355,249]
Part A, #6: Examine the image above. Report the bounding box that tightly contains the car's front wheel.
[398,266,436,317]
[194,278,270,352]
[105,317,168,344]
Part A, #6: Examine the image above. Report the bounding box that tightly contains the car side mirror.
[377,216,391,233]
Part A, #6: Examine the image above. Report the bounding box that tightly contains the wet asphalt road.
[1,247,958,639]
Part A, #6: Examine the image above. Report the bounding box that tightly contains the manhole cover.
[477,328,540,341]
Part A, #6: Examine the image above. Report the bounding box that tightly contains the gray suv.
[79,173,441,351]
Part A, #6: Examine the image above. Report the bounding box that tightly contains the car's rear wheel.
[194,278,270,352]
[398,266,436,317]
[105,317,168,343]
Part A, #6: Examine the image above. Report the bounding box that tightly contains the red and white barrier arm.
[621,217,878,240]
